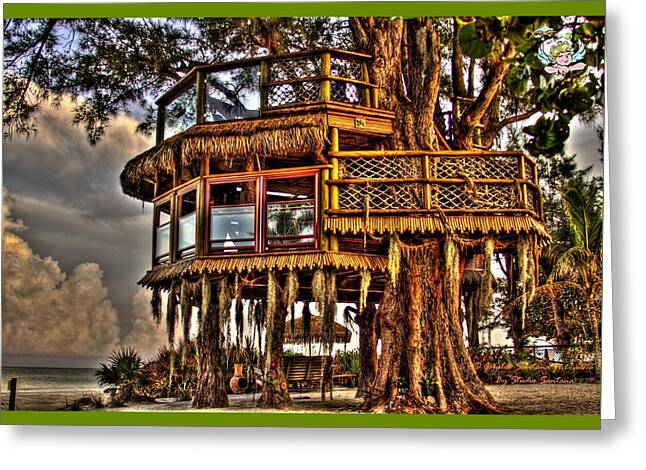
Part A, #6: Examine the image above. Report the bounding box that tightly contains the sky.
[0,95,603,368]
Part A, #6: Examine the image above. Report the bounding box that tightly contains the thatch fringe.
[325,215,550,239]
[138,252,387,286]
[121,114,329,200]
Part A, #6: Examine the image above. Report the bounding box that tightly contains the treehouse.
[120,48,549,409]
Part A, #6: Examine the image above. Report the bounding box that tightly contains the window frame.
[152,196,172,265]
[175,184,198,260]
[206,176,260,255]
[263,171,319,252]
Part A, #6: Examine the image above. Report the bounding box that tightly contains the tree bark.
[355,303,379,398]
[363,239,502,414]
[193,282,229,408]
[258,278,292,408]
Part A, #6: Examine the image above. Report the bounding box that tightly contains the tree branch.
[494,107,540,130]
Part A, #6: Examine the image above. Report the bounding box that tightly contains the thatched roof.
[284,315,352,344]
[138,251,387,287]
[324,215,550,240]
[120,113,329,201]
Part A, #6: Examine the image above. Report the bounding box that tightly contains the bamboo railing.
[155,49,377,143]
[325,150,544,220]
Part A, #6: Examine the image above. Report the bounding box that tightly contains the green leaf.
[459,23,492,59]
[507,66,529,95]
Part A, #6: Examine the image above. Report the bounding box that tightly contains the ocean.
[1,366,103,410]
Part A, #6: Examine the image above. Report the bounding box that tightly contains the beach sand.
[2,384,600,414]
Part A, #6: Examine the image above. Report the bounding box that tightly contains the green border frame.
[1,0,605,429]
[4,1,606,18]
[1,411,600,429]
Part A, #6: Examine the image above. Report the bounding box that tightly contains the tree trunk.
[193,282,229,408]
[258,278,291,408]
[355,303,379,398]
[363,239,503,414]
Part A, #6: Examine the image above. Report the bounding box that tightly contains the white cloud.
[121,288,167,360]
[2,192,121,358]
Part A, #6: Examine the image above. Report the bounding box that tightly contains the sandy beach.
[2,384,600,415]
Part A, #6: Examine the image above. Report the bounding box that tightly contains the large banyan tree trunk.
[363,237,503,414]
[193,276,229,408]
[351,18,502,413]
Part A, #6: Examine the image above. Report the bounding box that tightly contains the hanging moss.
[218,277,232,335]
[200,274,211,340]
[151,287,162,325]
[387,233,401,286]
[179,278,191,366]
[444,237,461,316]
[322,271,337,354]
[312,268,326,315]
[302,301,312,345]
[285,270,299,336]
[166,281,178,347]
[265,270,280,354]
[234,274,244,351]
[479,237,495,317]
[517,234,537,330]
[359,269,371,314]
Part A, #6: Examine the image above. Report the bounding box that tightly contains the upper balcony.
[155,48,385,144]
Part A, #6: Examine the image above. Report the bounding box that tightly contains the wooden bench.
[254,356,334,400]
[283,355,333,399]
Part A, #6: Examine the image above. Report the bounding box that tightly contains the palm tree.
[504,178,603,378]
[95,348,143,403]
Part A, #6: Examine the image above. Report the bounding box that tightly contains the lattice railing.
[327,151,543,218]
[262,50,374,109]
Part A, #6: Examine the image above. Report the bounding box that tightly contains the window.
[164,83,197,140]
[265,175,316,250]
[208,180,257,253]
[205,67,261,122]
[154,199,172,264]
[177,188,197,258]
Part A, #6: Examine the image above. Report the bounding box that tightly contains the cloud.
[2,193,121,358]
[2,95,155,327]
[121,288,167,360]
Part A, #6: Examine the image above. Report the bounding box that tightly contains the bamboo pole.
[260,59,270,110]
[321,52,332,102]
[156,105,165,144]
[329,126,339,251]
[518,154,528,209]
[325,208,536,215]
[320,168,331,251]
[196,70,206,124]
[329,149,524,158]
[169,194,177,264]
[326,177,523,185]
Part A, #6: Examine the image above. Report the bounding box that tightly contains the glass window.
[209,180,256,253]
[177,189,197,258]
[154,200,172,263]
[164,83,197,140]
[205,66,260,122]
[265,175,315,250]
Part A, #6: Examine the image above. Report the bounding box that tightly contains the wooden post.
[422,154,433,210]
[329,127,340,252]
[260,59,270,110]
[196,70,206,124]
[371,87,379,109]
[156,105,165,144]
[8,378,17,411]
[320,167,331,250]
[321,52,332,102]
[518,154,528,209]
[169,192,177,264]
[361,62,371,107]
[195,178,206,257]
[532,160,544,219]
